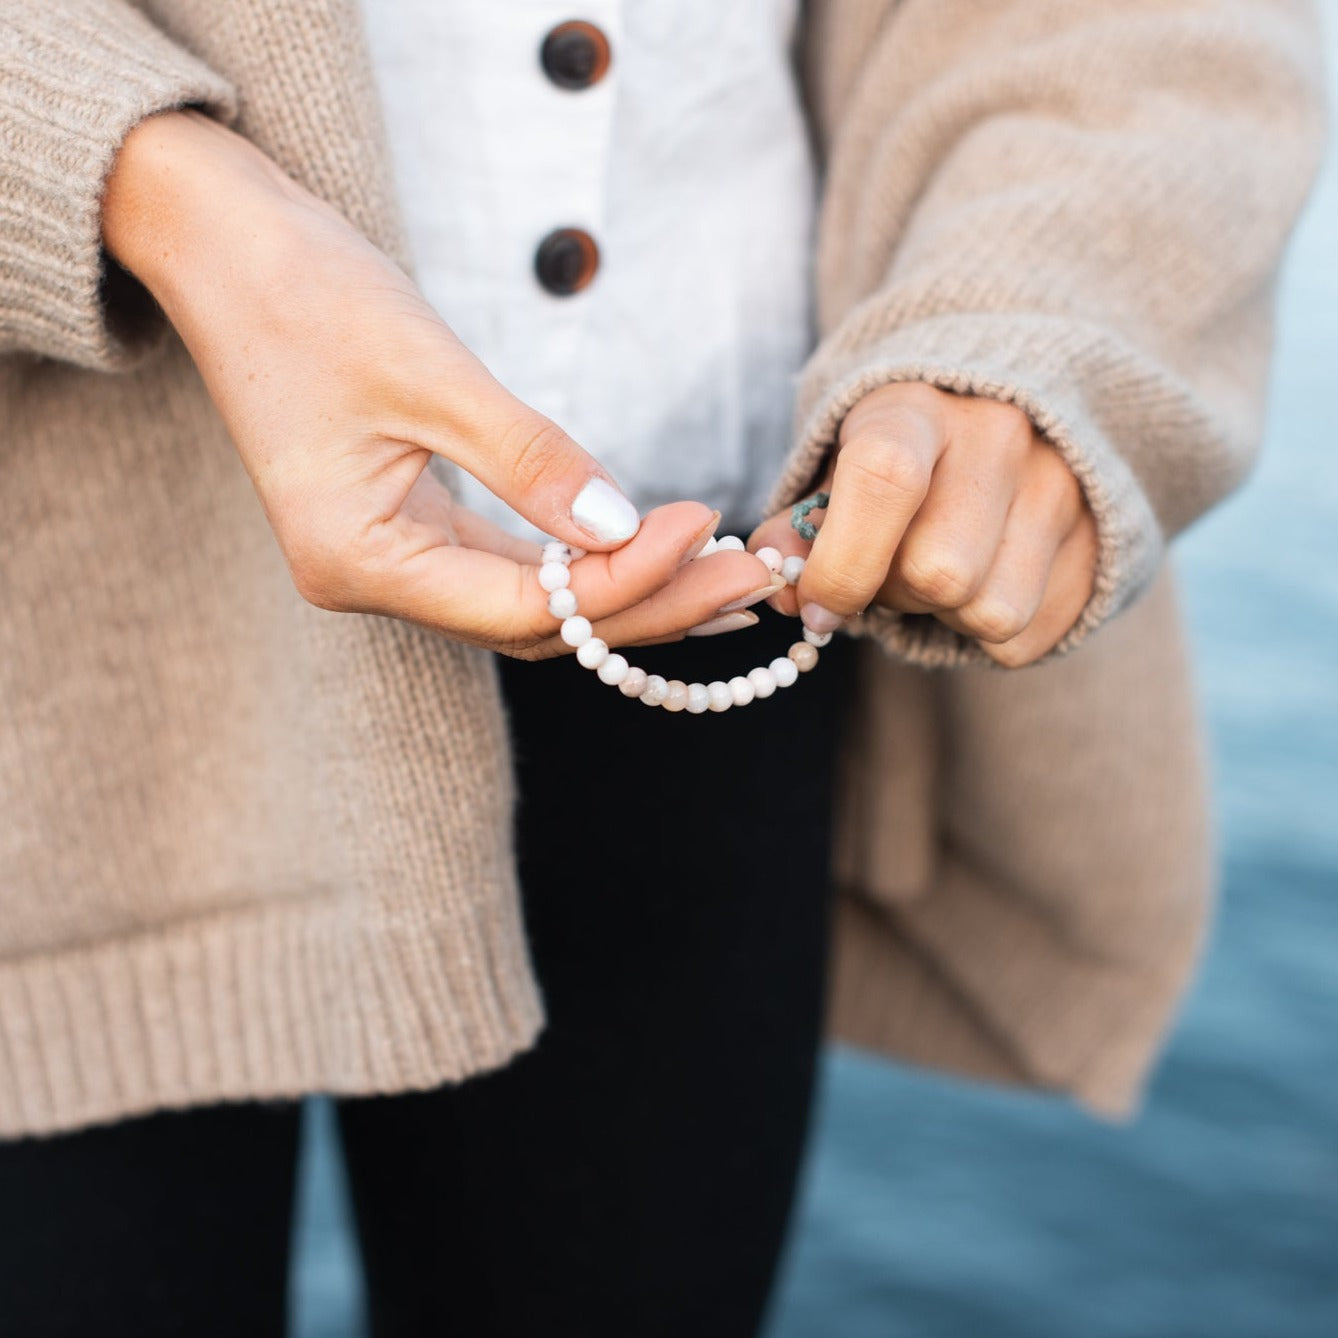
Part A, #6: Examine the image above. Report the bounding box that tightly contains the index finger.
[795,390,946,631]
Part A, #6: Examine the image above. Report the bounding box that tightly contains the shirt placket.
[496,1,621,434]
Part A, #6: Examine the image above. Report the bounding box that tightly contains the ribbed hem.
[769,312,1170,668]
[0,1,236,368]
[0,894,544,1140]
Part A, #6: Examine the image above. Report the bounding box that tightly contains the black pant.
[0,613,854,1338]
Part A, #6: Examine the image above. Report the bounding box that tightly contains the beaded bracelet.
[537,533,829,713]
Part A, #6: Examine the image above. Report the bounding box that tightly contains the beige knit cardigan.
[0,0,1323,1138]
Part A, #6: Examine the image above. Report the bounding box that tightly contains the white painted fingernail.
[571,477,641,544]
[686,611,759,637]
[800,602,843,635]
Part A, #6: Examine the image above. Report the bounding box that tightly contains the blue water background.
[291,20,1338,1335]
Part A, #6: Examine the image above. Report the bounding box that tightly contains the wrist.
[101,110,303,318]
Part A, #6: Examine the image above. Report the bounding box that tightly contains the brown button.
[540,20,611,91]
[535,228,600,296]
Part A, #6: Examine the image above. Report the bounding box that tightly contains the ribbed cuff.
[0,1,236,369]
[0,892,544,1139]
[768,313,1168,668]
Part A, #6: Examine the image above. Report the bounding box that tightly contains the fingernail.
[571,477,641,544]
[679,510,722,567]
[717,578,785,613]
[686,611,759,637]
[800,602,844,635]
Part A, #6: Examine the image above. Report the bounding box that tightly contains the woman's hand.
[103,111,774,657]
[748,383,1098,666]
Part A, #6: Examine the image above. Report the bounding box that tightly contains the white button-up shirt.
[362,1,815,538]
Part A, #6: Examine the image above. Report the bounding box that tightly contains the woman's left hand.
[748,382,1098,667]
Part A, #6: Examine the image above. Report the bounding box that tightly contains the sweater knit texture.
[0,0,1324,1136]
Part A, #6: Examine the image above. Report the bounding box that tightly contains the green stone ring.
[790,491,830,543]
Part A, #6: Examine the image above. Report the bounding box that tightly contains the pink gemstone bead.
[620,667,649,698]
[788,641,819,672]
[728,676,755,707]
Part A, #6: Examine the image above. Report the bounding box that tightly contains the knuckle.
[840,434,930,504]
[1036,451,1084,523]
[898,547,980,609]
[504,417,576,495]
[961,597,1030,644]
[985,399,1033,439]
[984,637,1040,669]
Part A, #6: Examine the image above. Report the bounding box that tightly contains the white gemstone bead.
[715,535,745,552]
[747,666,778,699]
[770,656,800,688]
[686,682,710,714]
[697,535,719,558]
[781,555,806,586]
[567,546,587,560]
[641,674,668,706]
[538,561,571,592]
[547,588,578,619]
[707,681,733,712]
[542,541,571,565]
[728,675,755,707]
[576,637,609,670]
[802,627,833,648]
[788,641,819,672]
[560,616,593,648]
[756,546,784,574]
[620,667,649,698]
[597,653,630,685]
[663,680,689,712]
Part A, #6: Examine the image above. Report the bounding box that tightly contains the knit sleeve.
[0,1,236,370]
[774,0,1326,667]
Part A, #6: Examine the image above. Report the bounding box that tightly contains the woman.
[0,1,1323,1334]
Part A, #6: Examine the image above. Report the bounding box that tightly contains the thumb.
[444,387,641,551]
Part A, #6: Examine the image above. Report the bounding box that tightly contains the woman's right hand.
[102,111,776,657]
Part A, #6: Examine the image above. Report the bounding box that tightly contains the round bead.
[547,587,578,619]
[686,683,711,715]
[802,627,833,648]
[715,535,745,552]
[559,616,593,648]
[747,666,778,699]
[541,541,571,565]
[770,656,800,688]
[781,555,806,586]
[707,681,733,713]
[619,666,649,698]
[641,674,668,706]
[597,652,629,685]
[755,546,784,574]
[576,637,609,670]
[728,675,755,707]
[697,536,719,558]
[538,561,571,592]
[663,680,689,713]
[788,641,819,672]
[567,546,587,560]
